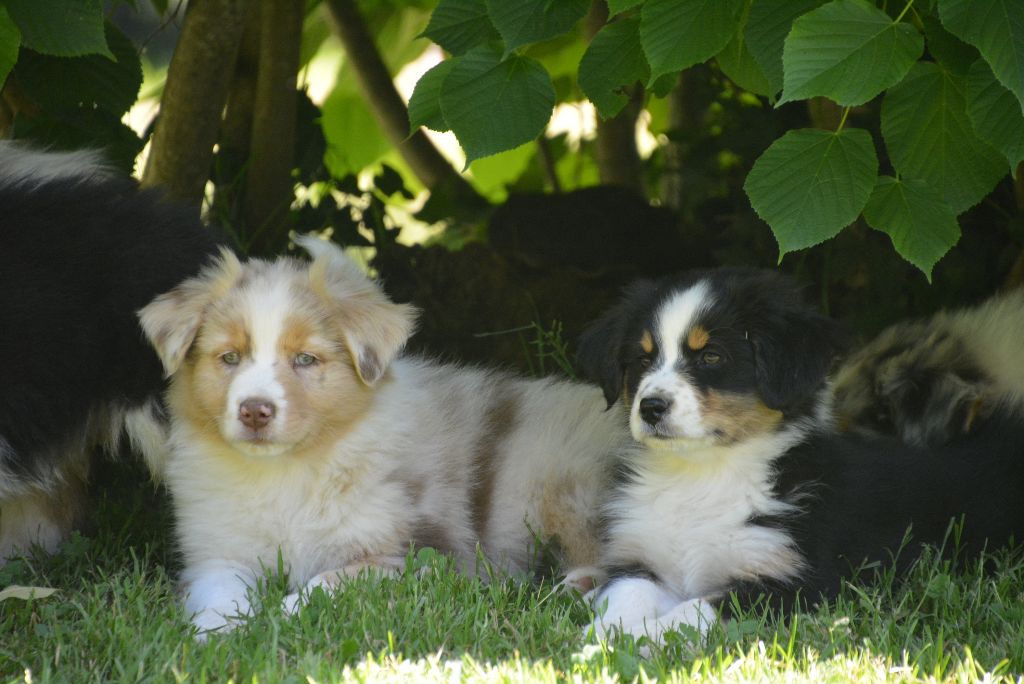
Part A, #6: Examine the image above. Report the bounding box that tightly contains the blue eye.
[220,351,241,366]
[294,352,318,367]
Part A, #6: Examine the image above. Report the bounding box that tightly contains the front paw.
[192,608,237,639]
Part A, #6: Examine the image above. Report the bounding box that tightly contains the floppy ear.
[749,305,847,412]
[297,234,417,386]
[137,248,242,376]
[576,279,656,409]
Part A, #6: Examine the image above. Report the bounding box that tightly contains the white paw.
[282,591,302,615]
[191,608,236,639]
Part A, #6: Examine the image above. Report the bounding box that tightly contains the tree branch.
[141,0,249,209]
[324,0,482,206]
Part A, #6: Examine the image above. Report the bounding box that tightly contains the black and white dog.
[576,268,1024,642]
[0,142,220,561]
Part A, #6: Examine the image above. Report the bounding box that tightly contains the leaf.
[421,0,500,56]
[921,13,978,76]
[408,59,455,133]
[14,107,143,173]
[15,23,143,117]
[939,0,1024,112]
[0,585,58,602]
[715,0,772,96]
[440,44,554,166]
[881,61,1008,213]
[3,0,112,58]
[579,18,649,119]
[745,0,825,96]
[608,0,644,16]
[862,176,961,280]
[640,0,744,85]
[322,90,392,177]
[485,0,589,53]
[744,127,878,256]
[967,58,1024,175]
[779,0,923,107]
[0,6,20,89]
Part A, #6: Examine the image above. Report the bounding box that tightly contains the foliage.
[411,0,1024,279]
[1,1,143,171]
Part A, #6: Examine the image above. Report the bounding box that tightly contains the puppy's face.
[139,237,416,458]
[578,269,844,452]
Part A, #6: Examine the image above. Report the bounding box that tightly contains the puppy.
[138,236,628,635]
[833,289,1024,447]
[575,268,1024,643]
[0,142,220,562]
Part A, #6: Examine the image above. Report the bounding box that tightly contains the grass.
[2,458,1023,683]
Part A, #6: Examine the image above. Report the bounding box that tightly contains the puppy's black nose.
[639,397,670,426]
[239,398,276,429]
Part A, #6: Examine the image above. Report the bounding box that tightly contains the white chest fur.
[603,429,807,600]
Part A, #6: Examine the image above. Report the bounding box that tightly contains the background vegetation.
[2,0,1023,680]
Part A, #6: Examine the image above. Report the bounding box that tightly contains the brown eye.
[220,351,241,366]
[701,351,721,365]
[638,356,652,368]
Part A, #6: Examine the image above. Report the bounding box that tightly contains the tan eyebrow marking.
[687,325,710,351]
[640,330,654,354]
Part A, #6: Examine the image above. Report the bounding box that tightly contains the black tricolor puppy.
[576,267,1024,642]
[0,142,221,562]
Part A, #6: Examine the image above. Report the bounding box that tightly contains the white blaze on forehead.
[654,280,714,368]
[224,281,293,426]
[631,280,715,442]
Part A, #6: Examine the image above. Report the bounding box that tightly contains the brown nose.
[239,398,276,429]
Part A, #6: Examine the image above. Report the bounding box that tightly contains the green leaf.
[408,59,455,133]
[579,18,649,119]
[4,0,112,58]
[15,23,142,117]
[440,44,554,166]
[744,127,878,256]
[13,107,143,174]
[779,0,923,107]
[745,0,825,96]
[967,58,1024,175]
[862,176,961,280]
[607,0,644,16]
[467,141,535,201]
[921,13,978,76]
[0,6,20,89]
[640,0,744,85]
[322,90,392,177]
[421,0,500,56]
[882,61,1008,213]
[939,0,1024,112]
[486,0,589,52]
[715,0,773,96]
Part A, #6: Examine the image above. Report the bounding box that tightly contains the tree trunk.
[595,87,645,194]
[141,0,249,210]
[210,3,261,228]
[324,0,482,207]
[243,0,304,255]
[585,1,645,195]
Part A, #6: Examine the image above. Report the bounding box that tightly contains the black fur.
[729,408,1024,613]
[577,268,847,417]
[0,144,221,553]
